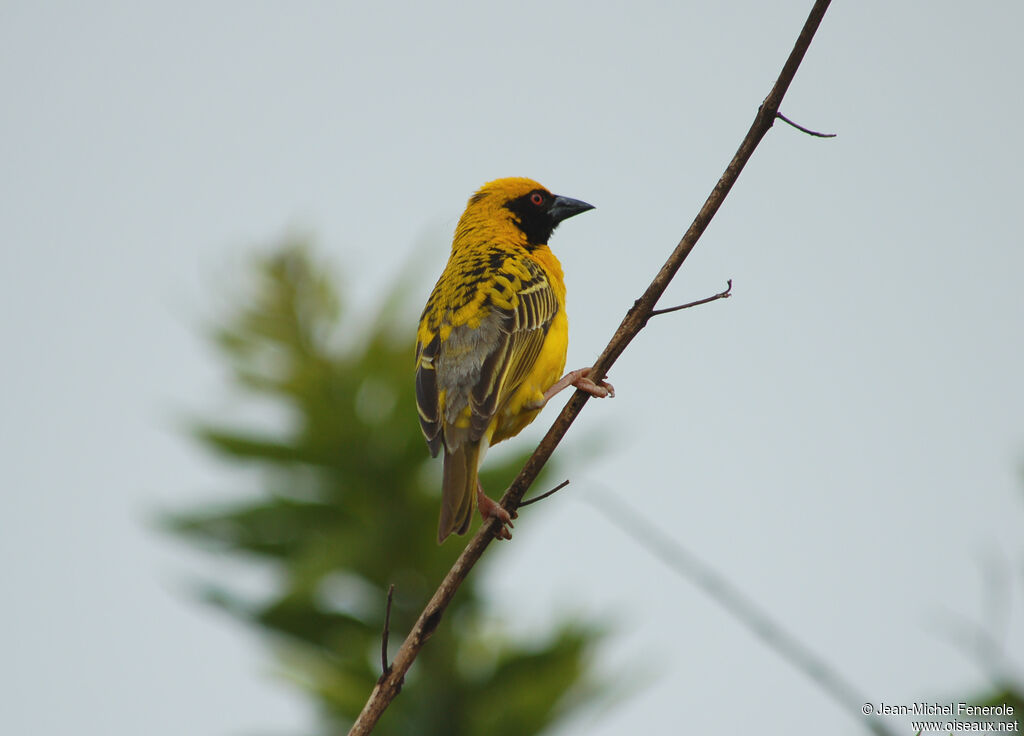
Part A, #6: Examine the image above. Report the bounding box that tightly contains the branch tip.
[379,584,395,680]
[519,479,571,508]
[775,111,836,138]
[649,279,733,318]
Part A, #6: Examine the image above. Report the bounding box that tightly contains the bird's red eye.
[530,192,544,206]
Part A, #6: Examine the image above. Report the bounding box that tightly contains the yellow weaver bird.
[416,177,614,543]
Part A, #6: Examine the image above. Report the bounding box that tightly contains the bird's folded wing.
[467,280,555,437]
[416,260,558,455]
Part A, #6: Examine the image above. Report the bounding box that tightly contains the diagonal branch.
[348,1,833,732]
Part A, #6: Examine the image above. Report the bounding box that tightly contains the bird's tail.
[438,442,479,543]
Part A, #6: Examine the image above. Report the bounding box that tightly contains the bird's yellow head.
[454,177,594,251]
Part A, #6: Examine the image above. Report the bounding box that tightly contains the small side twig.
[649,279,733,319]
[776,111,836,138]
[519,479,571,508]
[379,584,395,681]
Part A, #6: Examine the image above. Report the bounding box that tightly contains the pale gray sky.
[3,2,1023,735]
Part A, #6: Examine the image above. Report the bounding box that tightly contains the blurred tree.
[165,242,603,735]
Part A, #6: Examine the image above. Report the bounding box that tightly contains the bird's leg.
[477,481,516,541]
[543,367,615,402]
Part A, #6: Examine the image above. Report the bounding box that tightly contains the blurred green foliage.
[947,466,1024,732]
[165,242,603,735]
[963,687,1022,731]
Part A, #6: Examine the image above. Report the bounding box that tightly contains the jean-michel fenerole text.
[877,702,1014,718]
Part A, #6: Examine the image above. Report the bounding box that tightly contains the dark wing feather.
[415,333,443,457]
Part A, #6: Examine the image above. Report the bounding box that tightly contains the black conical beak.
[548,195,594,224]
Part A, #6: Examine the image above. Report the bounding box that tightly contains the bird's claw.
[477,485,516,541]
[571,368,615,399]
[543,366,616,403]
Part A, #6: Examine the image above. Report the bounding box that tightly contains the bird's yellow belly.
[489,309,568,445]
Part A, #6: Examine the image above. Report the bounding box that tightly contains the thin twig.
[348,2,834,732]
[586,490,898,736]
[649,279,732,318]
[776,111,837,138]
[379,584,395,681]
[519,479,571,508]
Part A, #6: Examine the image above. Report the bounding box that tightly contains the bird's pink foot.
[543,367,615,402]
[477,482,516,540]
